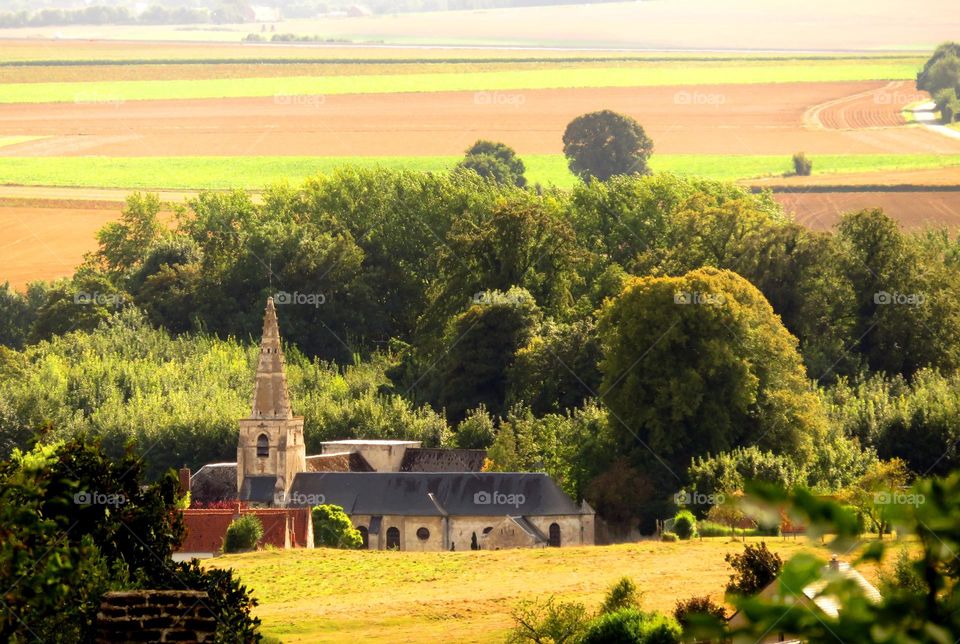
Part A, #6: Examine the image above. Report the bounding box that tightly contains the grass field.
[205,538,905,643]
[0,61,922,104]
[2,154,959,190]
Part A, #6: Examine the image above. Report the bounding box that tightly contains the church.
[189,298,595,551]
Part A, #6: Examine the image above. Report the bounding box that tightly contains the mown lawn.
[0,60,921,104]
[206,538,904,643]
[2,154,960,190]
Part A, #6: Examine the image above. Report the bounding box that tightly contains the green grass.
[205,539,903,643]
[2,154,960,191]
[0,61,920,104]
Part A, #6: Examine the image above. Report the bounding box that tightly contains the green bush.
[673,595,727,629]
[792,152,813,176]
[661,532,678,542]
[581,608,682,644]
[601,577,642,614]
[673,510,696,540]
[223,515,264,553]
[312,504,363,549]
[725,542,782,596]
[697,521,779,538]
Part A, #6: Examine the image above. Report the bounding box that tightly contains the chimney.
[178,467,191,497]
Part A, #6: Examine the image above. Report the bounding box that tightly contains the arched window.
[416,527,430,541]
[256,434,269,458]
[358,526,369,548]
[548,523,561,547]
[386,527,401,549]
[482,526,493,535]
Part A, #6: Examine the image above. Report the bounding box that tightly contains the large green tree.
[562,110,654,181]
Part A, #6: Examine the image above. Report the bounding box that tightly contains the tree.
[601,577,643,614]
[457,139,527,187]
[0,282,31,349]
[507,596,589,644]
[562,110,654,181]
[725,542,782,596]
[672,596,727,630]
[597,268,825,510]
[224,515,264,553]
[841,458,910,537]
[312,504,363,549]
[581,609,682,644]
[95,192,166,278]
[453,405,496,449]
[917,42,960,107]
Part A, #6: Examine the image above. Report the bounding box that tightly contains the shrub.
[223,515,264,553]
[792,152,813,176]
[661,531,678,542]
[312,504,363,549]
[725,542,782,596]
[673,510,696,540]
[581,608,682,644]
[601,577,642,614]
[673,595,727,629]
[507,596,589,643]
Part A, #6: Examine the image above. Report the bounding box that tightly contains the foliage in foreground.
[224,515,265,553]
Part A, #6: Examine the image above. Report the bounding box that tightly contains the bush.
[601,577,642,614]
[792,152,813,176]
[673,595,727,629]
[673,510,696,540]
[661,532,678,542]
[581,608,682,644]
[312,504,363,549]
[725,542,782,596]
[223,515,264,553]
[507,596,589,643]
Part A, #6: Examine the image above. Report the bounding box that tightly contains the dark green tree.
[457,139,527,187]
[562,110,654,181]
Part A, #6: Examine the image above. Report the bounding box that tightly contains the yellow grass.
[206,537,907,643]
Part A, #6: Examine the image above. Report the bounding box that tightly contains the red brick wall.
[179,507,312,553]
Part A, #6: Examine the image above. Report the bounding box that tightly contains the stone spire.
[250,297,292,420]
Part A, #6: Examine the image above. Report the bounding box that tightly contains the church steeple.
[250,297,292,420]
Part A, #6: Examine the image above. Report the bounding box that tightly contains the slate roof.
[306,452,375,472]
[288,472,588,516]
[239,475,276,504]
[399,448,487,472]
[190,463,238,504]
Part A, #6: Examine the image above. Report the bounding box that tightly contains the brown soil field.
[3,82,959,157]
[749,167,960,188]
[773,191,960,231]
[805,80,925,130]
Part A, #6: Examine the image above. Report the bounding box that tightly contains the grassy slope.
[0,61,919,104]
[207,539,900,643]
[2,154,960,190]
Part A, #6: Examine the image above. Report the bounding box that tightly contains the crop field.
[206,538,908,643]
[2,154,960,190]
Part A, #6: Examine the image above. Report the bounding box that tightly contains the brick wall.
[95,590,215,643]
[179,507,313,554]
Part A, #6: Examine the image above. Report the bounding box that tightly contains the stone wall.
[95,590,215,643]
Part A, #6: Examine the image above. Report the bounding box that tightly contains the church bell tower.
[237,297,306,506]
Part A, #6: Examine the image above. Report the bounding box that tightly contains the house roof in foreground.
[288,472,589,517]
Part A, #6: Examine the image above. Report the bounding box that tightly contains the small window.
[256,434,269,458]
[482,526,493,535]
[358,526,369,548]
[386,527,400,549]
[416,527,430,541]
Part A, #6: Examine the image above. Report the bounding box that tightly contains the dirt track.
[3,82,959,157]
